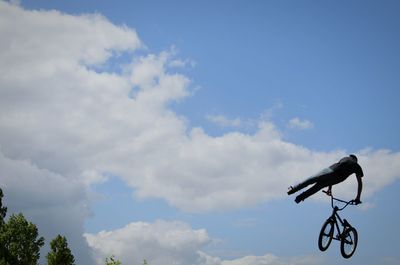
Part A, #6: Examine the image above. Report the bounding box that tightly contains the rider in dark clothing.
[288,155,363,204]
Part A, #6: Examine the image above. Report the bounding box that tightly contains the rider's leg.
[288,168,333,195]
[295,182,325,203]
[288,176,318,194]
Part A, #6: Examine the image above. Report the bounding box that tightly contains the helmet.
[349,154,358,162]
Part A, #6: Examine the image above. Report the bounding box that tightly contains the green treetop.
[46,234,75,265]
[1,213,45,265]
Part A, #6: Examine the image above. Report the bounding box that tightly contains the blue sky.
[1,1,400,265]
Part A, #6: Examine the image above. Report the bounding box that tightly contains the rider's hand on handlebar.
[326,185,332,196]
[322,189,332,196]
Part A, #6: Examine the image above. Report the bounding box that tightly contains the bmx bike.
[318,190,358,259]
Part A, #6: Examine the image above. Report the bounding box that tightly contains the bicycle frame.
[324,191,355,240]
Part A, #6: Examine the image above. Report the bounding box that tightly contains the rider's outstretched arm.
[355,175,363,204]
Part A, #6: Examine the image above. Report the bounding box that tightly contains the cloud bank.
[85,220,323,265]
[85,220,211,265]
[1,2,400,264]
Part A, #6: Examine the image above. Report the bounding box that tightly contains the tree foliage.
[0,213,45,265]
[46,234,75,265]
[0,188,8,265]
[105,255,122,265]
[0,188,6,226]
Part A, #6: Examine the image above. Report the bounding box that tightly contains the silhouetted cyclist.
[287,154,363,204]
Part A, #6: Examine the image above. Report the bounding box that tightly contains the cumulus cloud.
[0,2,141,264]
[85,220,211,265]
[85,220,323,265]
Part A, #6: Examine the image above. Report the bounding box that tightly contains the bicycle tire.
[340,227,358,258]
[318,219,334,251]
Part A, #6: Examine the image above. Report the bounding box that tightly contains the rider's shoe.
[294,196,302,204]
[287,186,296,195]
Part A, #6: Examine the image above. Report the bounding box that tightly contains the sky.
[0,0,400,265]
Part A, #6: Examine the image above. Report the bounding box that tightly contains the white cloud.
[85,220,323,265]
[287,118,314,130]
[85,220,212,265]
[0,2,141,264]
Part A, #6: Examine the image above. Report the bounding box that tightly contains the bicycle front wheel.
[340,227,358,259]
[318,219,334,251]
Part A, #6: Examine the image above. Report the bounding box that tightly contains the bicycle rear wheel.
[340,227,358,259]
[318,219,334,251]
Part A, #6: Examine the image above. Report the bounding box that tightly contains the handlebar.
[322,190,358,210]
